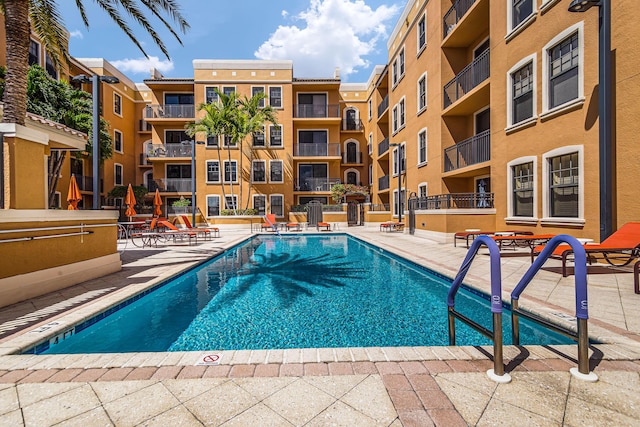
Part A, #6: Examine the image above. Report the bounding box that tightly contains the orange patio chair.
[180,215,219,238]
[262,214,278,231]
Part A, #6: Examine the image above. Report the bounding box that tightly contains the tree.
[1,0,189,126]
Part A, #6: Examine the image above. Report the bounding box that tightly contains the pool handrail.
[447,235,511,383]
[510,234,596,381]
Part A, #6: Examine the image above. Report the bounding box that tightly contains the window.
[45,53,57,79]
[114,92,122,116]
[269,86,282,108]
[392,47,405,87]
[270,195,284,217]
[508,55,536,127]
[251,86,265,107]
[222,86,235,96]
[418,129,427,165]
[29,40,40,66]
[225,195,238,211]
[252,160,266,183]
[399,98,406,128]
[543,24,583,114]
[253,125,266,147]
[206,160,220,183]
[224,160,238,183]
[417,74,427,112]
[346,171,358,185]
[206,195,220,216]
[392,61,399,86]
[205,86,218,104]
[52,192,61,209]
[512,161,534,217]
[368,100,372,121]
[165,130,192,144]
[223,134,233,147]
[368,133,373,155]
[206,135,219,147]
[400,144,406,173]
[269,125,282,147]
[399,48,405,79]
[167,164,191,179]
[270,160,283,182]
[298,93,327,118]
[253,195,266,216]
[164,93,194,105]
[393,189,405,217]
[548,151,579,218]
[393,145,406,175]
[512,0,534,30]
[417,14,426,52]
[114,130,123,153]
[369,164,373,186]
[418,183,428,199]
[392,105,399,133]
[114,164,123,186]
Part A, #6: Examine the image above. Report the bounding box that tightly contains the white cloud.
[281,10,289,18]
[110,56,174,76]
[69,30,83,39]
[255,0,400,80]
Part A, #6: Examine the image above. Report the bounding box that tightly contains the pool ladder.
[447,235,597,383]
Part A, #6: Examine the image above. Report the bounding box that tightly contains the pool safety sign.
[195,353,221,366]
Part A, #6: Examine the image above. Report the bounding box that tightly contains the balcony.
[294,143,341,157]
[75,176,103,192]
[443,0,477,39]
[377,94,389,117]
[444,129,490,172]
[342,119,364,131]
[153,178,192,193]
[138,119,152,132]
[414,192,494,209]
[342,151,362,164]
[378,175,390,191]
[293,104,340,118]
[378,137,390,156]
[146,143,193,158]
[444,48,489,109]
[144,104,195,119]
[294,178,341,192]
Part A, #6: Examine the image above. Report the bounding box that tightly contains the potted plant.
[172,196,191,213]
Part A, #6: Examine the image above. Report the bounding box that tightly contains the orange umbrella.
[124,183,137,218]
[67,174,82,210]
[153,188,163,217]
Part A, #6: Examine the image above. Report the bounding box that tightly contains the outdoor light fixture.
[389,142,403,223]
[72,74,120,209]
[568,0,612,241]
[182,140,205,226]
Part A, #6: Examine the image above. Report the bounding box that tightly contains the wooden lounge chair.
[532,222,640,277]
[261,214,278,231]
[180,215,219,238]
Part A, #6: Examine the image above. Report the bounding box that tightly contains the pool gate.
[448,234,596,383]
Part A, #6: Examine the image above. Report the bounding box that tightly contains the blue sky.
[59,0,402,83]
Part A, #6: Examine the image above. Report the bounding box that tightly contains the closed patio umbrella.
[67,174,82,210]
[124,183,137,219]
[153,188,163,217]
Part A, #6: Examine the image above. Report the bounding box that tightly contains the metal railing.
[294,178,341,192]
[369,203,390,212]
[342,119,364,131]
[146,143,193,158]
[378,175,390,191]
[443,0,477,38]
[343,151,362,163]
[154,178,192,192]
[377,94,389,117]
[444,129,490,172]
[293,104,340,118]
[144,104,195,119]
[378,137,390,156]
[294,143,341,157]
[414,192,494,209]
[444,48,490,108]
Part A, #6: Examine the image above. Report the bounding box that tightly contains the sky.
[59,0,403,84]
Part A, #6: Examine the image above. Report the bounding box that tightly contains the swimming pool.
[33,234,571,354]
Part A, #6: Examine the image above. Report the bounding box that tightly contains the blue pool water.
[36,235,571,354]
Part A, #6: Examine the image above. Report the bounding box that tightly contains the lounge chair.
[454,230,533,247]
[286,222,302,231]
[262,214,278,231]
[491,234,556,256]
[158,220,199,245]
[180,215,219,238]
[380,221,404,232]
[317,222,331,231]
[532,222,640,277]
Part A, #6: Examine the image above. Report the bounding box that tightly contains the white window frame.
[253,194,267,216]
[206,160,221,183]
[222,86,236,97]
[541,145,584,225]
[418,183,428,199]
[392,142,406,176]
[113,129,123,153]
[269,160,284,183]
[206,195,220,217]
[344,168,360,185]
[393,189,405,218]
[251,86,265,107]
[29,39,41,66]
[224,195,238,211]
[252,160,267,183]
[506,0,537,37]
[269,86,283,108]
[368,99,372,121]
[113,92,122,117]
[392,104,399,133]
[223,160,238,183]
[506,53,537,131]
[206,135,219,148]
[369,164,373,186]
[114,163,123,186]
[417,72,427,114]
[368,133,373,155]
[253,125,266,147]
[506,156,538,222]
[417,128,428,166]
[541,22,584,118]
[399,97,406,129]
[417,13,427,55]
[270,194,284,217]
[269,124,283,147]
[204,85,219,104]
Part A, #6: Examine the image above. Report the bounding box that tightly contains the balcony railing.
[369,203,390,212]
[444,129,490,172]
[146,143,193,158]
[443,0,477,39]
[378,137,390,156]
[377,94,389,117]
[342,119,363,131]
[414,192,494,209]
[153,178,192,192]
[294,143,341,157]
[444,48,490,108]
[293,104,340,118]
[294,178,341,192]
[139,119,152,132]
[342,151,362,164]
[144,104,195,119]
[378,175,390,191]
[75,175,92,191]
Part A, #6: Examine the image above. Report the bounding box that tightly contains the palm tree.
[2,0,189,126]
